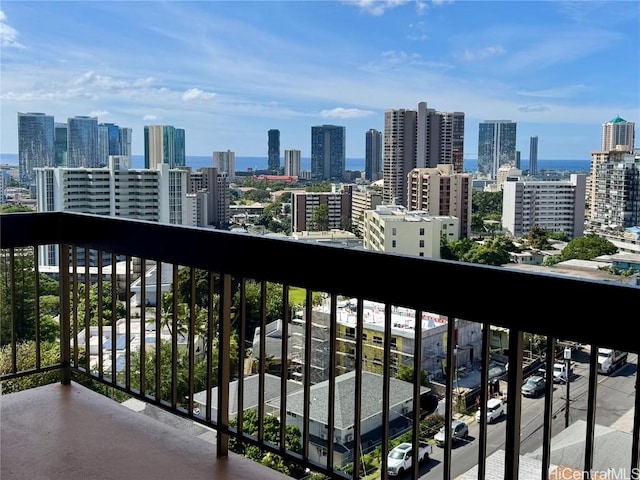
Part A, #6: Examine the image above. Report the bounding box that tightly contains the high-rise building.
[407,164,472,238]
[35,158,189,265]
[589,149,629,218]
[502,174,586,240]
[119,127,132,160]
[213,150,236,179]
[54,123,68,168]
[529,136,538,175]
[186,167,230,229]
[17,112,55,184]
[268,129,281,172]
[383,108,417,206]
[284,149,301,177]
[144,125,186,169]
[601,116,635,152]
[439,112,465,173]
[383,102,464,206]
[477,120,517,180]
[590,152,640,232]
[365,129,382,181]
[68,116,99,168]
[311,125,346,181]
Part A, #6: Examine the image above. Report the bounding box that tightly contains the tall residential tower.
[268,129,281,172]
[311,125,346,181]
[477,120,517,180]
[601,117,635,152]
[365,128,382,181]
[529,136,538,175]
[383,102,465,206]
[144,125,186,169]
[17,112,55,184]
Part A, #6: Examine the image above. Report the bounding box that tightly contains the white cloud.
[407,21,429,41]
[319,107,374,119]
[89,110,109,118]
[517,84,591,99]
[0,10,24,48]
[182,88,216,102]
[73,71,128,90]
[518,104,551,113]
[459,45,505,61]
[133,77,156,88]
[143,115,159,121]
[346,0,409,16]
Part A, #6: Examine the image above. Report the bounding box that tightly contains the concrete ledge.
[1,383,293,480]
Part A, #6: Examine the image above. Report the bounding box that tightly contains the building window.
[373,336,383,345]
[392,240,396,248]
[392,227,397,236]
[419,240,424,248]
[419,228,424,236]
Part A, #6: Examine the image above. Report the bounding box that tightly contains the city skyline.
[1,1,638,159]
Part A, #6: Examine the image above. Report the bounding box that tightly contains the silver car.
[434,420,469,447]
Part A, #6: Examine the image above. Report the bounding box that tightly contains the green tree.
[243,189,271,202]
[442,237,475,261]
[0,340,61,393]
[128,329,239,404]
[472,191,502,217]
[309,204,329,231]
[279,191,292,203]
[1,247,37,345]
[395,364,429,386]
[305,182,332,192]
[464,243,511,266]
[75,281,126,327]
[229,408,305,478]
[0,204,33,213]
[234,282,284,340]
[175,267,214,309]
[527,225,551,250]
[561,234,617,261]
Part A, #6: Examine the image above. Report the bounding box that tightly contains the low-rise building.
[362,204,459,259]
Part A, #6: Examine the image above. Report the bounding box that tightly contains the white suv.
[475,397,504,424]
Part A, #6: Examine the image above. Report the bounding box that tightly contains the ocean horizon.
[0,153,592,174]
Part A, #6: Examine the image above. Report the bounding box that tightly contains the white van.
[475,397,505,424]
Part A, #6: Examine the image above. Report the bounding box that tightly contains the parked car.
[521,375,546,397]
[387,441,432,477]
[434,420,469,447]
[475,397,505,424]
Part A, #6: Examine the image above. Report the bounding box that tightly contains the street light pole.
[564,347,571,428]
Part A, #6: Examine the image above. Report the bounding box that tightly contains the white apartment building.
[351,187,382,237]
[407,164,472,238]
[35,156,189,265]
[284,149,301,177]
[502,174,587,240]
[590,152,640,232]
[362,204,459,259]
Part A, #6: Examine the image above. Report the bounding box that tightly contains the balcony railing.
[1,211,639,480]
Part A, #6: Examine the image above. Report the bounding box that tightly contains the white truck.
[387,441,432,477]
[597,348,628,375]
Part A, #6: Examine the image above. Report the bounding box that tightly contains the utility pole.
[564,347,571,428]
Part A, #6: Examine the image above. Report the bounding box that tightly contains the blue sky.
[1,0,638,160]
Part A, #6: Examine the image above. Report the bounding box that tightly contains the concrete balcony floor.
[1,383,294,480]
